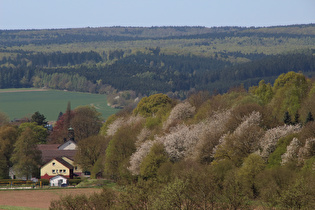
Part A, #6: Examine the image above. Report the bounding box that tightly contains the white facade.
[58,140,77,150]
[50,175,68,187]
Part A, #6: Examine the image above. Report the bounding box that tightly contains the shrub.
[68,178,82,186]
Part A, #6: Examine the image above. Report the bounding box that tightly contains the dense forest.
[1,72,315,209]
[50,71,315,209]
[0,24,315,104]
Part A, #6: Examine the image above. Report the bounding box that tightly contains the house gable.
[40,157,74,179]
[58,140,77,150]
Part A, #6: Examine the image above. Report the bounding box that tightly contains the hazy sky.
[0,0,314,30]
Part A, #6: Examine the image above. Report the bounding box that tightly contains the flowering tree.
[157,123,204,162]
[298,138,315,164]
[213,111,264,165]
[163,102,196,130]
[106,115,144,137]
[128,140,155,175]
[193,110,232,163]
[259,124,301,159]
[281,137,301,165]
[136,127,152,146]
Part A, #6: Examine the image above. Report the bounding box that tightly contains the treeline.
[0,50,315,98]
[40,50,315,95]
[52,72,315,209]
[1,24,314,47]
[0,51,102,67]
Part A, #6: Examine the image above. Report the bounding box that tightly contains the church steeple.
[68,127,75,142]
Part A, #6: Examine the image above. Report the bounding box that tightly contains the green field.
[0,89,118,121]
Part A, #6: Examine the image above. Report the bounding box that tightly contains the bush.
[50,187,117,209]
[68,178,82,186]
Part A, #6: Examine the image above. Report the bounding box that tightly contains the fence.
[0,180,46,189]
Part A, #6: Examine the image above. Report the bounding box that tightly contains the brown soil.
[0,188,101,209]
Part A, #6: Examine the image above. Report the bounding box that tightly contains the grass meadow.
[0,89,118,121]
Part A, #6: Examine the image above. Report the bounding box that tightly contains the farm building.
[50,175,68,187]
[41,157,74,179]
[39,128,84,179]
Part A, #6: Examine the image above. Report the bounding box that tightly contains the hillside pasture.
[0,89,118,121]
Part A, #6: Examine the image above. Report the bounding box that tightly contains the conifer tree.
[283,111,292,125]
[305,112,314,124]
[294,111,300,125]
[65,101,72,129]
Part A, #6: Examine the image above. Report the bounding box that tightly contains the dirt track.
[0,188,101,209]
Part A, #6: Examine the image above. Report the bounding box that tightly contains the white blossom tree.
[298,138,315,164]
[163,102,196,130]
[128,140,155,175]
[281,137,301,165]
[259,124,301,159]
[192,109,232,163]
[213,111,264,165]
[157,123,204,162]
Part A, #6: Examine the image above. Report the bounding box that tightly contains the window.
[52,162,55,166]
[52,170,55,173]
[63,170,66,173]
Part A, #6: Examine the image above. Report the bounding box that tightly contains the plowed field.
[0,188,101,209]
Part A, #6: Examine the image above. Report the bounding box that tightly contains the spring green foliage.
[10,128,41,179]
[140,142,168,179]
[0,125,18,179]
[270,71,310,122]
[250,80,273,104]
[267,134,297,168]
[18,122,48,144]
[237,153,266,198]
[74,135,110,172]
[104,123,141,181]
[47,71,315,209]
[133,93,172,117]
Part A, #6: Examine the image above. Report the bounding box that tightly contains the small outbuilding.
[50,175,68,187]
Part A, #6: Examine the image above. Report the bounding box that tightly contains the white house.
[50,175,68,187]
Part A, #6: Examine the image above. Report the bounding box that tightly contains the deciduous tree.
[0,125,18,178]
[10,127,42,179]
[19,122,48,144]
[71,106,103,142]
[75,135,110,172]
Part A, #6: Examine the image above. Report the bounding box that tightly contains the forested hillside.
[51,71,315,209]
[0,24,315,104]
